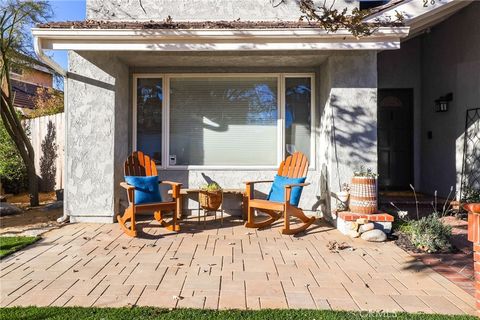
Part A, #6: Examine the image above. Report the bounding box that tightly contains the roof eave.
[31,27,410,52]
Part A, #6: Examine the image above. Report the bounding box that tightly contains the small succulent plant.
[201,182,222,192]
[353,165,378,178]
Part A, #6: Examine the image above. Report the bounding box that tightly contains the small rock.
[358,223,375,233]
[0,202,22,216]
[361,229,387,242]
[172,295,184,301]
[228,242,235,245]
[347,230,360,238]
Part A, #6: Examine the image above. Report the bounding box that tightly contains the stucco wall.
[65,50,377,221]
[420,3,480,197]
[66,51,129,223]
[378,2,480,197]
[319,52,378,222]
[86,0,358,21]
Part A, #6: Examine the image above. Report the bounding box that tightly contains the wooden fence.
[23,113,65,191]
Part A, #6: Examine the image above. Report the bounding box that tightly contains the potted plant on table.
[350,166,378,214]
[199,182,223,211]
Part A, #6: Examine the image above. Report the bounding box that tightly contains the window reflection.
[137,78,162,164]
[169,77,278,166]
[285,78,311,158]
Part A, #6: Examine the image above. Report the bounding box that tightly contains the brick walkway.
[0,217,476,315]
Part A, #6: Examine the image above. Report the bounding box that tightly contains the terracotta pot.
[199,190,222,211]
[463,203,480,213]
[349,177,377,214]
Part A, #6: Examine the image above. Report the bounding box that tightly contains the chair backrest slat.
[277,152,308,178]
[124,151,157,177]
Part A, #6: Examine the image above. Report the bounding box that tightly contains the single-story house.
[31,0,479,223]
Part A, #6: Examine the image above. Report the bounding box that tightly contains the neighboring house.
[31,0,479,223]
[10,55,55,115]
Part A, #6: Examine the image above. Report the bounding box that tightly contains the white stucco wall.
[66,51,129,223]
[65,51,378,222]
[378,2,480,197]
[86,0,359,21]
[319,52,378,222]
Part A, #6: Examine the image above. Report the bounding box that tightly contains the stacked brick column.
[465,204,480,314]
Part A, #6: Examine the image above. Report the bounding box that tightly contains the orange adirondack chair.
[117,151,182,237]
[244,152,316,235]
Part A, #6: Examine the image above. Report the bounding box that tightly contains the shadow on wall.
[40,120,58,192]
[330,94,377,169]
[319,92,377,222]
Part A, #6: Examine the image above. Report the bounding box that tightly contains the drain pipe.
[34,37,70,223]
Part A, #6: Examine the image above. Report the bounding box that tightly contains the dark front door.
[378,89,413,190]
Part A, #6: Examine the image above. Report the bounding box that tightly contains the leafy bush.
[404,213,452,253]
[0,119,28,194]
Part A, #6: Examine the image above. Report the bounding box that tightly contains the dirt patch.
[0,192,64,236]
[7,192,57,208]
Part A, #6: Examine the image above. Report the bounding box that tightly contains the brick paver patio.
[0,217,476,315]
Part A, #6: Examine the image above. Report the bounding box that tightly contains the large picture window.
[170,77,278,166]
[133,74,314,169]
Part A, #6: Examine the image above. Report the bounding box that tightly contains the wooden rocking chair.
[117,151,182,237]
[244,152,316,235]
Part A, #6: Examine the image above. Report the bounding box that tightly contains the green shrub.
[0,119,28,194]
[405,212,452,253]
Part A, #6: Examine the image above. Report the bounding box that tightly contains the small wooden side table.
[168,188,248,221]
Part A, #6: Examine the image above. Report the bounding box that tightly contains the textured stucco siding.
[86,0,358,21]
[66,51,129,223]
[319,52,378,222]
[65,51,377,222]
[378,2,480,197]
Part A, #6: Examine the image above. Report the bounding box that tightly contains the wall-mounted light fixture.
[435,93,453,112]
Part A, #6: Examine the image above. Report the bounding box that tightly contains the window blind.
[169,77,278,166]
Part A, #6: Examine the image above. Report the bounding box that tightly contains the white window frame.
[132,73,315,170]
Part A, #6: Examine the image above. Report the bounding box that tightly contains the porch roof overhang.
[32,27,410,52]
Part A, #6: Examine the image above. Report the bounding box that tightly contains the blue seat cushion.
[267,175,306,206]
[124,175,162,205]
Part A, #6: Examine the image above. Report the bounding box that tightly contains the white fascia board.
[32,27,409,51]
[365,0,472,27]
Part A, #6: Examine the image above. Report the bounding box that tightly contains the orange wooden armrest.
[244,180,274,185]
[285,182,310,188]
[120,182,135,190]
[160,180,183,187]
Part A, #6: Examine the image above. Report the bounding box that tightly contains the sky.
[44,0,86,70]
